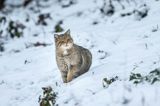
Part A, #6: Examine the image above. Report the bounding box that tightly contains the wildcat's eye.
[58,41,64,47]
[67,39,72,44]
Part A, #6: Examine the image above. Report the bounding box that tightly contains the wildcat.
[54,30,92,83]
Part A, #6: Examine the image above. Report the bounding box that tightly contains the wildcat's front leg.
[67,65,80,82]
[67,69,73,82]
[61,71,68,83]
[56,57,68,83]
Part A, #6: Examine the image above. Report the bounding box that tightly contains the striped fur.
[54,30,92,83]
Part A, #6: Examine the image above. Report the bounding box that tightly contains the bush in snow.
[102,76,119,88]
[39,86,57,106]
[0,16,7,38]
[7,20,25,38]
[37,13,52,26]
[133,4,149,21]
[0,42,4,52]
[100,0,115,16]
[0,0,5,10]
[54,20,64,33]
[129,68,160,85]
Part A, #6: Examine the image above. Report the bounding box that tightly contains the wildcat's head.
[54,29,73,50]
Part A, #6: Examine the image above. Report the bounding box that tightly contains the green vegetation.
[129,68,160,85]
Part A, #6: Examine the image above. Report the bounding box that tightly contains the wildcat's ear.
[65,29,70,35]
[54,34,58,41]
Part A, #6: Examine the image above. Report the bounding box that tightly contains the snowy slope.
[0,0,160,106]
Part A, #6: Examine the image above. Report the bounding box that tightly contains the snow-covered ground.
[0,0,160,106]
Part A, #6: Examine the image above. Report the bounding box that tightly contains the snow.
[0,0,160,106]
